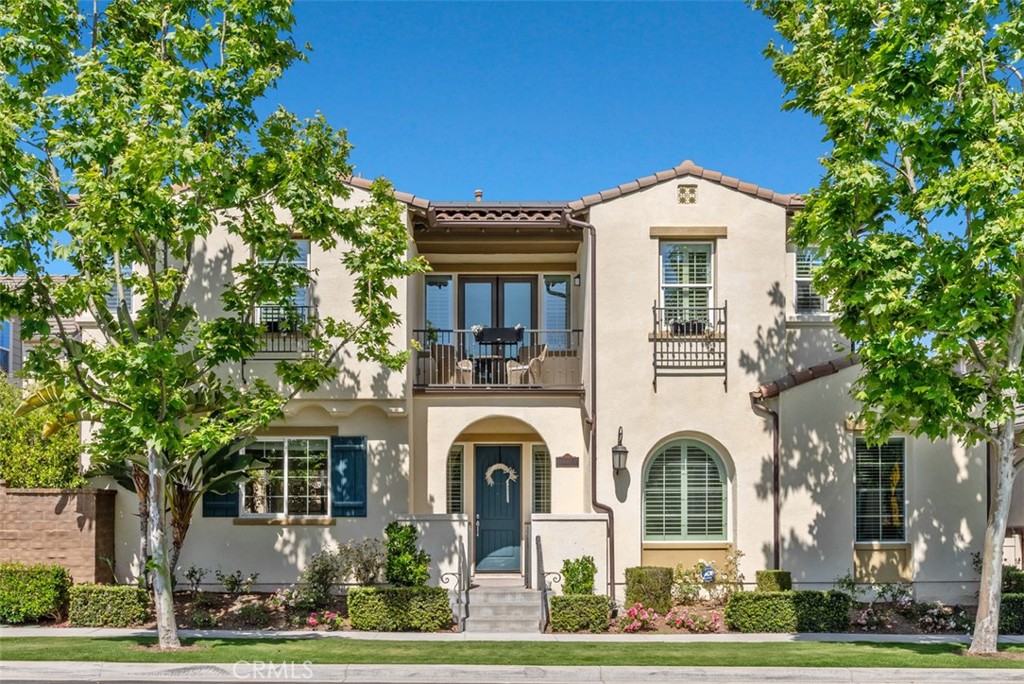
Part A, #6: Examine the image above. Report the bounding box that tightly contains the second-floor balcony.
[412,328,583,390]
[255,304,317,355]
[652,303,727,390]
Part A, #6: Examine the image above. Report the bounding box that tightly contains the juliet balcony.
[254,304,317,355]
[412,328,583,390]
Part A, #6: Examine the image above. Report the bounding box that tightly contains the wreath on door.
[484,462,518,504]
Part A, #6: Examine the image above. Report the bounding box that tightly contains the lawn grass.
[1,637,1023,668]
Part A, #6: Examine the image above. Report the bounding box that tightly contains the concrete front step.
[464,585,544,633]
[464,616,541,633]
[467,602,541,620]
[468,589,541,604]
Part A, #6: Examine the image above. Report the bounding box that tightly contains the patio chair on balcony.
[430,343,473,385]
[506,344,547,385]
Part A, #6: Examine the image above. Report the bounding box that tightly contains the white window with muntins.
[795,248,827,314]
[855,438,905,542]
[242,438,329,517]
[660,242,713,323]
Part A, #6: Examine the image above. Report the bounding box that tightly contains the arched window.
[643,440,726,541]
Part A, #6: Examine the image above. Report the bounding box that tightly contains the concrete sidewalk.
[1,662,1023,684]
[5,625,1024,643]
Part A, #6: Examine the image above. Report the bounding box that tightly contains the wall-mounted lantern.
[612,426,629,474]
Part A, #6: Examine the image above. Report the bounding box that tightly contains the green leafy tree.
[0,0,424,649]
[0,381,84,488]
[753,0,1024,654]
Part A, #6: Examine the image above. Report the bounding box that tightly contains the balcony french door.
[459,277,536,351]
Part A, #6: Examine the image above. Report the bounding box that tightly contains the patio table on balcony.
[471,327,524,384]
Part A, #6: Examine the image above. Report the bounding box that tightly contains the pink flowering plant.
[307,610,345,631]
[614,602,659,633]
[664,606,721,633]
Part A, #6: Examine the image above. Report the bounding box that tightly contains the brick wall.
[0,482,116,584]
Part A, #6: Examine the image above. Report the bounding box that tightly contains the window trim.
[532,444,551,515]
[446,444,464,515]
[642,438,728,542]
[659,241,715,313]
[853,437,907,544]
[240,436,331,518]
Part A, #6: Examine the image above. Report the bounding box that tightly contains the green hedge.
[0,562,72,624]
[624,566,673,614]
[755,570,792,592]
[69,584,150,627]
[1005,569,1024,594]
[347,586,452,631]
[725,590,851,633]
[550,594,610,633]
[1001,593,1024,634]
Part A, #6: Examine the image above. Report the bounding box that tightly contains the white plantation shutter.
[532,446,551,514]
[644,441,726,541]
[446,446,463,514]
[661,243,713,319]
[795,249,826,314]
[855,439,905,542]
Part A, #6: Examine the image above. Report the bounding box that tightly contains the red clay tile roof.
[344,159,805,220]
[754,355,859,399]
[568,159,805,213]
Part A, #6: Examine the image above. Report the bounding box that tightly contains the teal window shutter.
[331,436,367,517]
[202,489,239,518]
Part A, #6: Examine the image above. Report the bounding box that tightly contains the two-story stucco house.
[103,160,993,623]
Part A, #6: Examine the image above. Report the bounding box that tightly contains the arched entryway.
[447,416,550,575]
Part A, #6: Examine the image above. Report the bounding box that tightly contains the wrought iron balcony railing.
[652,303,727,390]
[255,305,317,355]
[412,328,583,389]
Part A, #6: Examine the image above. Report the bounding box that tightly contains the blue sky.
[264,1,826,202]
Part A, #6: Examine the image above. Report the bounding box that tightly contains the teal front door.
[475,446,522,572]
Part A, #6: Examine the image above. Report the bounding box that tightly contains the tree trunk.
[969,425,1016,655]
[147,445,180,650]
[131,464,150,589]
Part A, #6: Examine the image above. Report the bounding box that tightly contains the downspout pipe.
[565,212,616,599]
[749,391,781,570]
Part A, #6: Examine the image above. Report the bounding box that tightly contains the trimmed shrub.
[1001,593,1024,634]
[550,594,610,633]
[793,590,852,632]
[69,584,149,627]
[624,566,673,614]
[0,562,72,624]
[725,591,797,632]
[347,586,452,631]
[561,556,597,595]
[755,570,792,592]
[725,590,852,633]
[384,522,430,587]
[297,549,344,610]
[1005,569,1024,595]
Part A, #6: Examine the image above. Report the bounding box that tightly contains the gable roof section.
[568,159,805,213]
[753,355,859,399]
[344,159,805,221]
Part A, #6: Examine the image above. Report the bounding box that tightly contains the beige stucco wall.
[586,177,796,594]
[530,514,608,596]
[107,404,410,588]
[777,364,986,603]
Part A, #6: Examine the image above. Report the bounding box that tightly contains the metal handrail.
[652,302,727,390]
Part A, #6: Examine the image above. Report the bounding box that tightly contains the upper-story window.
[425,275,453,340]
[541,275,571,350]
[0,321,10,377]
[795,248,827,314]
[258,239,311,330]
[660,242,713,322]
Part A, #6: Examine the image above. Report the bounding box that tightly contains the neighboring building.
[100,160,988,605]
